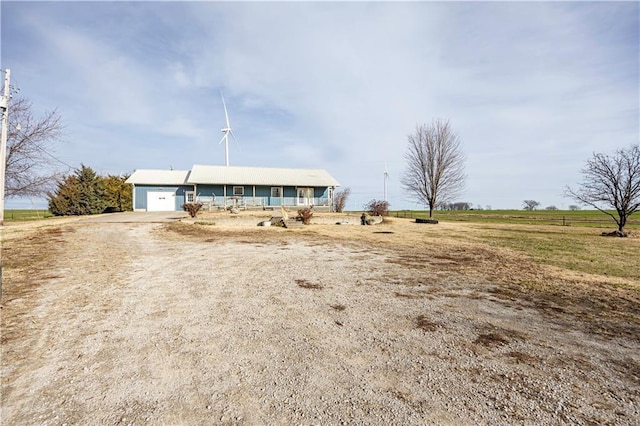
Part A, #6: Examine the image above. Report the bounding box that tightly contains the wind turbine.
[219,92,239,166]
[383,163,390,202]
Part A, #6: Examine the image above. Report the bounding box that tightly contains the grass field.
[3,209,53,221]
[4,208,639,230]
[391,209,640,229]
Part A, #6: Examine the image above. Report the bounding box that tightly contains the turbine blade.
[219,133,227,144]
[220,92,230,127]
[230,130,242,151]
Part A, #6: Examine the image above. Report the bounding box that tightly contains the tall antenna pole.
[0,68,11,226]
[383,163,389,203]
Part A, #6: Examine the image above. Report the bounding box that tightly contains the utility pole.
[0,68,10,226]
[0,68,9,298]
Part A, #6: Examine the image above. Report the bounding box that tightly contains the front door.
[297,188,312,206]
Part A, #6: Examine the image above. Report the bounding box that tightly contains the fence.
[391,211,640,228]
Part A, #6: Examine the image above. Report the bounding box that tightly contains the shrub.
[364,199,390,216]
[333,187,351,213]
[296,207,314,224]
[182,202,204,218]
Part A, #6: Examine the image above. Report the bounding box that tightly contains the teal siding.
[196,185,225,198]
[283,187,296,198]
[134,183,334,209]
[255,187,270,197]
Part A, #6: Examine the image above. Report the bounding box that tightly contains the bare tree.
[364,199,389,216]
[5,97,65,198]
[565,145,640,234]
[401,119,466,218]
[333,187,351,213]
[523,200,540,210]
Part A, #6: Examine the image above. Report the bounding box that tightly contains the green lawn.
[3,209,54,222]
[474,225,640,283]
[390,209,640,229]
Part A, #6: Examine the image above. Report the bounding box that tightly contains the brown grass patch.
[474,324,527,348]
[416,315,439,332]
[296,279,323,289]
[474,332,510,347]
[1,225,71,347]
[505,351,540,364]
[395,292,424,299]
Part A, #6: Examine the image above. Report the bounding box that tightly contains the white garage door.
[147,191,176,211]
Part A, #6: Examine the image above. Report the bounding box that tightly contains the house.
[125,165,340,212]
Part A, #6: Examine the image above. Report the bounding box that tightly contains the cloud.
[3,1,637,209]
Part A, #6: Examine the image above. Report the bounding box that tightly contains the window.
[185,191,195,203]
[233,186,244,196]
[271,187,282,198]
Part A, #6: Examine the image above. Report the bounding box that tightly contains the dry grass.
[474,332,510,347]
[1,226,72,347]
[416,315,439,332]
[295,279,323,289]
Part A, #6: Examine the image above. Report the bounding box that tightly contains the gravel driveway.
[1,217,639,425]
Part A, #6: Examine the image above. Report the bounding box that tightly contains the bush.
[333,188,351,213]
[364,199,390,216]
[182,202,204,218]
[296,207,314,224]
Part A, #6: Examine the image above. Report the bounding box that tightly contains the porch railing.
[196,195,330,209]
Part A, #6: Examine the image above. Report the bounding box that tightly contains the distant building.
[125,165,340,212]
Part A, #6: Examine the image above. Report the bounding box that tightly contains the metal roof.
[186,165,340,187]
[125,169,191,185]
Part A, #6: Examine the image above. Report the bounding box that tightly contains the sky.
[1,0,638,211]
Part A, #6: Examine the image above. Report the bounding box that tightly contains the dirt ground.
[1,212,639,425]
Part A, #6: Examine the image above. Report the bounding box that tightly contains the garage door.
[147,191,176,211]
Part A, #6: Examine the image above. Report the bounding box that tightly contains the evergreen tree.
[48,165,106,215]
[48,174,81,216]
[102,174,133,212]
